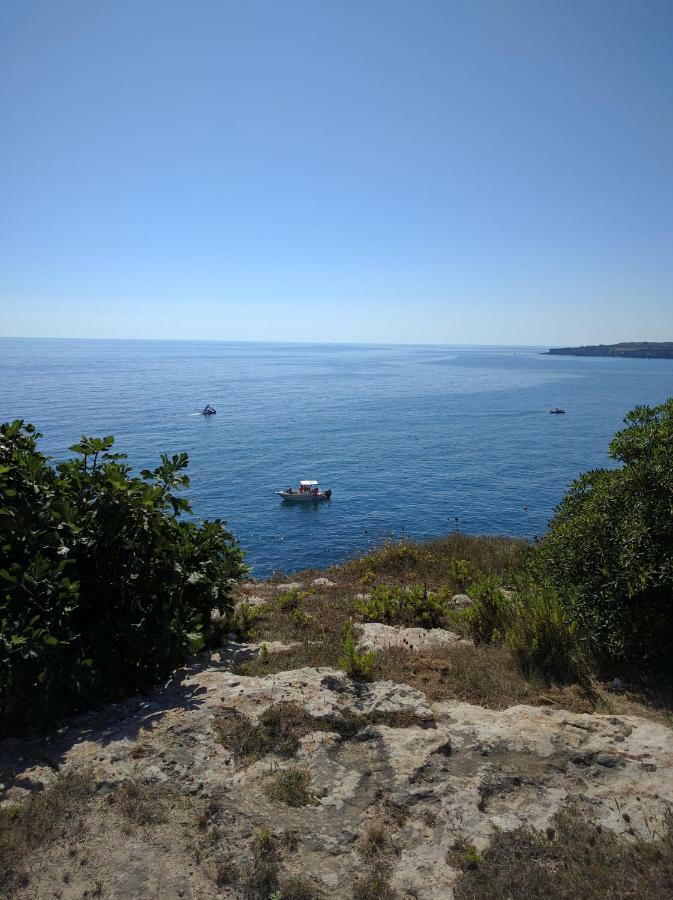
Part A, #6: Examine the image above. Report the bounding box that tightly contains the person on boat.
[312,487,319,495]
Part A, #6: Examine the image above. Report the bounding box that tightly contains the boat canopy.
[300,480,319,486]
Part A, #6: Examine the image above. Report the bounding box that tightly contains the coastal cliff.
[2,538,673,900]
[548,341,673,359]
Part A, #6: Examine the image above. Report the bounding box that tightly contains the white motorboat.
[276,480,332,502]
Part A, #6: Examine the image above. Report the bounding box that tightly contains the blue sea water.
[2,338,673,576]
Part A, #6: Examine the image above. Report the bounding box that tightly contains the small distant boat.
[201,404,216,416]
[276,480,332,502]
[550,408,566,414]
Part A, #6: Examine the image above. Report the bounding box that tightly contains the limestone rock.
[357,622,471,652]
[234,595,268,612]
[2,665,672,900]
[312,577,336,587]
[451,593,473,609]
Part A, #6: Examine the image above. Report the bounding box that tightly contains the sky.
[1,0,672,345]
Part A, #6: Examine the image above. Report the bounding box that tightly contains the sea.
[2,338,673,577]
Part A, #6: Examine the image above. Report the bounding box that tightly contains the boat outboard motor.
[324,489,332,500]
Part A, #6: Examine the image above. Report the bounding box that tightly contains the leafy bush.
[505,580,587,685]
[355,584,448,628]
[0,421,247,729]
[230,600,261,639]
[535,399,673,665]
[339,620,377,679]
[465,575,513,643]
[292,608,313,629]
[277,588,304,611]
[449,558,475,591]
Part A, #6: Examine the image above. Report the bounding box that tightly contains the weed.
[108,778,168,825]
[213,702,318,761]
[278,589,304,611]
[356,584,448,628]
[506,581,589,685]
[453,804,673,899]
[448,836,482,870]
[449,558,476,591]
[263,767,319,807]
[0,770,94,892]
[292,608,313,629]
[339,620,377,679]
[242,828,280,898]
[232,600,262,639]
[465,575,512,642]
[360,819,390,857]
[352,861,398,899]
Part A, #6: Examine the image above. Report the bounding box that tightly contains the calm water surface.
[2,339,673,576]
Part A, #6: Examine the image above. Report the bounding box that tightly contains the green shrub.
[278,588,304,611]
[231,600,261,639]
[506,580,588,685]
[535,399,673,666]
[339,620,377,679]
[465,575,513,643]
[355,584,448,628]
[0,421,247,729]
[449,558,475,591]
[292,608,313,629]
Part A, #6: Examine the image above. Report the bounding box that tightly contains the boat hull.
[276,491,331,502]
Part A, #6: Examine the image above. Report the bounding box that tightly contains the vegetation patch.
[214,701,432,764]
[108,778,169,826]
[355,584,449,629]
[0,421,247,730]
[263,767,320,807]
[352,861,398,899]
[453,805,673,899]
[213,702,319,761]
[0,770,95,893]
[340,619,378,679]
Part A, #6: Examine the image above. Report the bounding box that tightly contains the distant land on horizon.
[548,342,673,360]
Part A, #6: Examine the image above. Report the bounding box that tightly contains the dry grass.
[360,819,392,858]
[352,861,399,899]
[453,804,673,899]
[233,535,673,725]
[213,701,433,766]
[376,643,541,707]
[212,702,319,761]
[263,767,320,807]
[107,778,169,826]
[0,770,95,893]
[333,534,526,589]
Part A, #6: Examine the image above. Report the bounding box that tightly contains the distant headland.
[548,342,673,359]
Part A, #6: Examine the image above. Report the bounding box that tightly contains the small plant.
[339,620,377,679]
[447,836,482,871]
[230,600,261,639]
[506,580,588,685]
[465,575,513,643]
[449,558,475,591]
[360,819,389,857]
[292,608,313,629]
[278,588,304,611]
[109,779,168,826]
[243,828,280,897]
[355,584,448,628]
[263,767,319,807]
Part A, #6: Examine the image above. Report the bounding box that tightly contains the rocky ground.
[2,543,673,899]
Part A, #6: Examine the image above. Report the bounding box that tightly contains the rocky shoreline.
[2,563,673,899]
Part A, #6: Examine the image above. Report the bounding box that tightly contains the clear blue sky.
[1,0,672,344]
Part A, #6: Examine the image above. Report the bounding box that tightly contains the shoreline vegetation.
[547,341,673,359]
[1,398,673,897]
